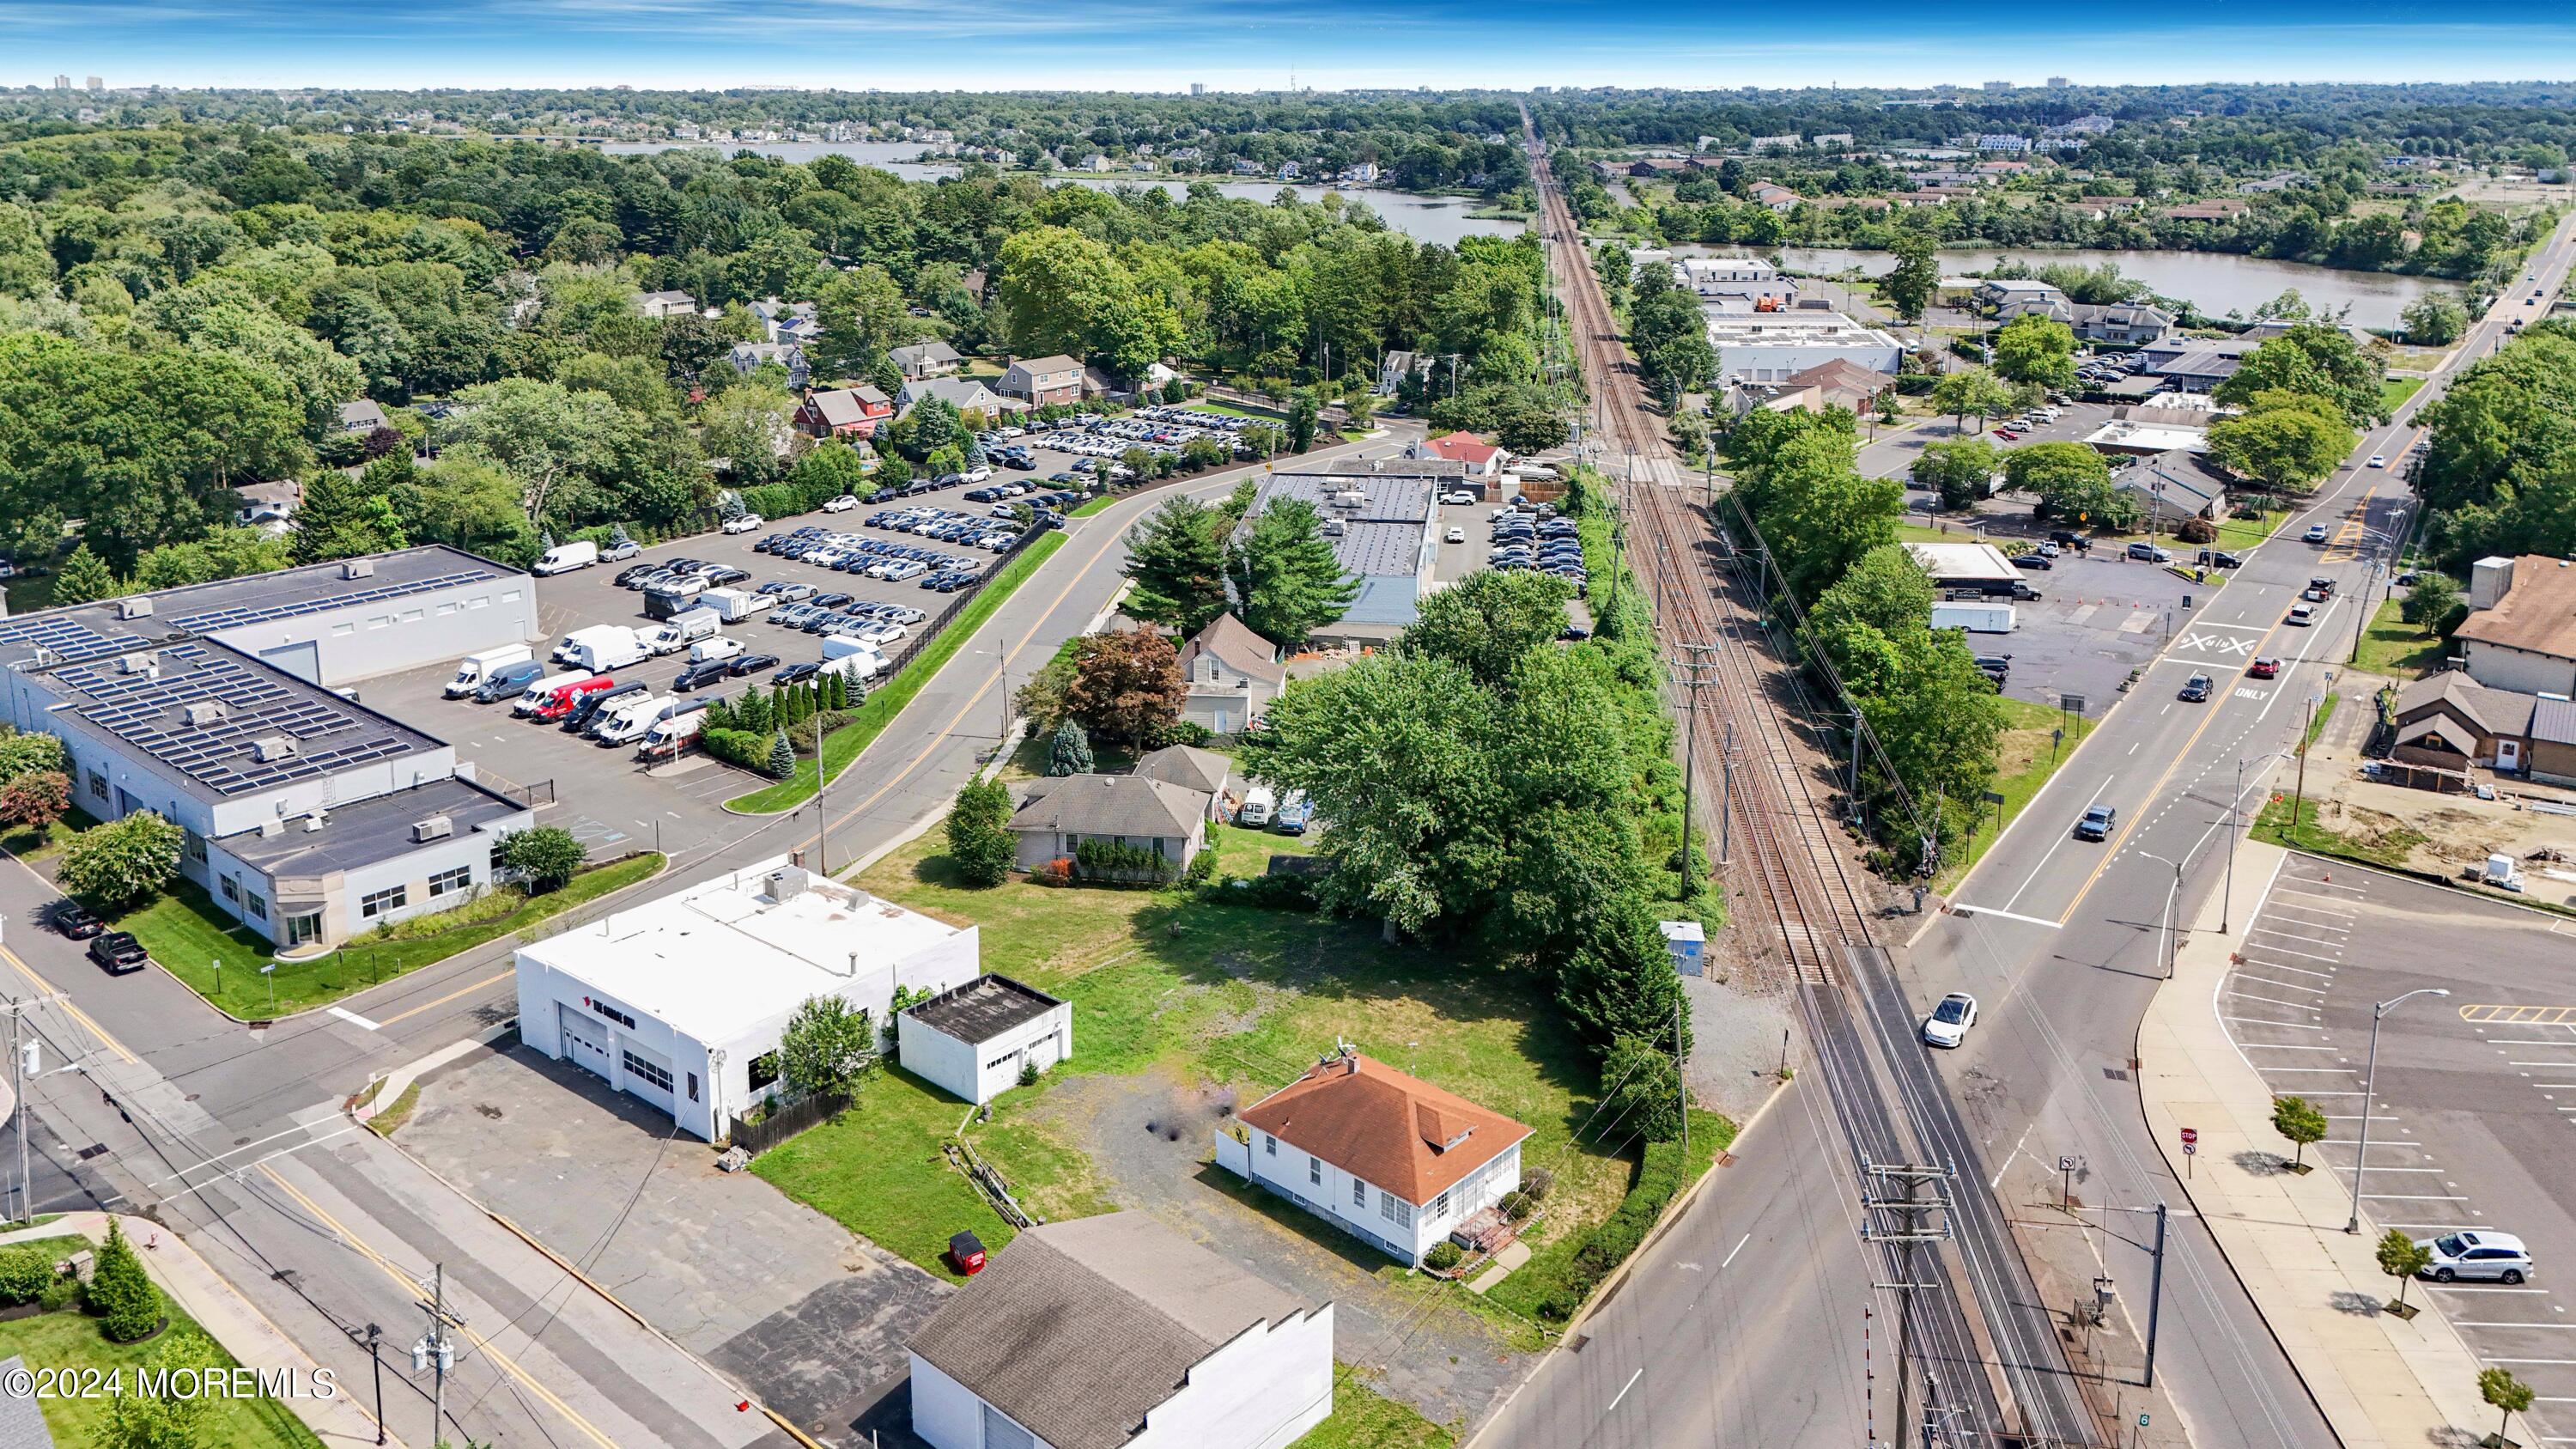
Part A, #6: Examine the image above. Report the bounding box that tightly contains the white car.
[2366,454,2388,469]
[721,514,763,534]
[1439,490,1477,505]
[823,495,859,513]
[2415,1230,2533,1284]
[1445,527,1467,543]
[1921,991,1978,1048]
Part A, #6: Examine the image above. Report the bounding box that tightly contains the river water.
[1760,245,2448,332]
[600,139,1523,247]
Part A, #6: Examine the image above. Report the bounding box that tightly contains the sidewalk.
[2136,837,2489,1448]
[0,1211,404,1449]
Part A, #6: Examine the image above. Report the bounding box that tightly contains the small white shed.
[899,974,1072,1104]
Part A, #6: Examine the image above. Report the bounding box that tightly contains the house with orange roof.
[1416,430,1506,476]
[1232,1047,1532,1264]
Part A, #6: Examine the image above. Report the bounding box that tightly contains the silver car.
[2416,1230,2533,1284]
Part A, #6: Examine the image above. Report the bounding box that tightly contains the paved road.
[1898,208,2576,1448]
[0,424,1419,1446]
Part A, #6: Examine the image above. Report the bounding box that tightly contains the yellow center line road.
[258,1163,624,1449]
[0,944,138,1065]
[368,970,513,1030]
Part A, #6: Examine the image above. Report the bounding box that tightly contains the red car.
[2249,656,2282,679]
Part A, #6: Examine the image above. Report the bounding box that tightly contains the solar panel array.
[169,569,495,635]
[0,615,155,667]
[63,644,420,798]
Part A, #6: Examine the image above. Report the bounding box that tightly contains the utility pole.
[1674,644,1721,891]
[413,1263,458,1449]
[1675,995,1688,1159]
[1860,1159,1956,1449]
[2145,1201,2169,1389]
[1718,721,1736,867]
[5,1001,29,1228]
[813,700,829,876]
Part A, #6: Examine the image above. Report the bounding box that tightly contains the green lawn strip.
[728,532,1066,813]
[2250,794,2425,868]
[1068,491,1125,518]
[2354,598,2447,678]
[1291,1369,1456,1449]
[1210,819,1320,876]
[366,1082,422,1137]
[1896,520,1990,545]
[750,1065,1013,1281]
[1193,399,1289,422]
[2304,692,2341,751]
[0,1301,324,1449]
[1936,698,2095,892]
[2209,508,2290,554]
[0,804,99,861]
[1482,1107,1731,1324]
[2381,376,2426,411]
[125,855,663,1020]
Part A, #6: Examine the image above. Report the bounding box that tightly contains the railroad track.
[1521,107,2101,1446]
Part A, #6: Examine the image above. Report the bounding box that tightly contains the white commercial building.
[899,974,1072,1105]
[513,856,981,1140]
[1706,311,1905,385]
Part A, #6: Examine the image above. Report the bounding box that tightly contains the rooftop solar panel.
[58,645,428,799]
[167,569,491,635]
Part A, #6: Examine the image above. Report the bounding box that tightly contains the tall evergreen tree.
[1123,497,1232,631]
[1228,498,1358,643]
[767,730,797,779]
[1047,718,1095,776]
[292,471,408,564]
[49,543,118,604]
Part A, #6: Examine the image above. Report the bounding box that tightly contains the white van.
[532,540,598,575]
[1237,784,1277,828]
[444,644,534,698]
[689,636,744,665]
[553,624,628,665]
[646,608,721,655]
[636,711,706,760]
[592,695,672,745]
[570,626,647,673]
[511,670,593,715]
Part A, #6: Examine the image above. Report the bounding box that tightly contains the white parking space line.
[2236,975,2330,994]
[2240,959,2338,979]
[2230,1018,2328,1031]
[2244,1044,2341,1050]
[2246,939,2345,962]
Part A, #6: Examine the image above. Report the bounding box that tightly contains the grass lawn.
[2213,508,2290,551]
[123,855,663,1020]
[1937,697,2095,891]
[1069,490,1125,518]
[1291,1369,1456,1449]
[1481,1106,1731,1324]
[1193,399,1288,423]
[2305,692,2341,751]
[768,834,1652,1294]
[2381,376,2427,411]
[2354,598,2448,678]
[0,804,98,861]
[366,1081,422,1137]
[1210,819,1320,876]
[0,1303,324,1449]
[2251,793,2426,868]
[729,533,1066,812]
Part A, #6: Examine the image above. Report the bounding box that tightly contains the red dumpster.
[948,1231,987,1275]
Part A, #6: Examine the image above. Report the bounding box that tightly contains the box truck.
[445,644,535,697]
[569,626,647,673]
[532,540,598,575]
[699,587,774,624]
[1929,602,2017,634]
[645,608,720,655]
[552,624,631,665]
[819,636,885,680]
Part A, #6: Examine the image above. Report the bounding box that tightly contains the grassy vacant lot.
[2251,793,2427,868]
[1938,697,2094,891]
[2381,376,2427,411]
[1291,1370,1456,1449]
[730,532,1065,812]
[767,833,1648,1293]
[2214,508,2290,551]
[2354,598,2448,678]
[121,854,663,1020]
[0,1303,323,1449]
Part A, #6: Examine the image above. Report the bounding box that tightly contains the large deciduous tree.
[1992,314,2077,390]
[2208,391,2359,496]
[1064,630,1187,748]
[2006,441,2129,527]
[1910,436,2001,511]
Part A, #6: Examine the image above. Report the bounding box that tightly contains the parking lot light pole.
[2136,849,2187,980]
[2227,752,2297,935]
[2347,987,2450,1233]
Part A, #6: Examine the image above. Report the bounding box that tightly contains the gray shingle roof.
[2531,696,2576,747]
[1012,774,1207,840]
[908,1213,1316,1449]
[1133,744,1230,796]
[1180,613,1285,687]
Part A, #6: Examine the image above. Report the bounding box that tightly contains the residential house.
[1971,279,2070,318]
[900,375,1025,418]
[232,479,302,531]
[1749,133,1801,152]
[1343,161,1382,184]
[337,399,392,435]
[1231,1047,1533,1266]
[749,297,817,344]
[2049,115,2117,137]
[2072,195,2147,220]
[630,289,698,319]
[1973,159,2037,177]
[2110,452,2225,523]
[890,339,963,381]
[1377,349,1432,396]
[2391,672,2533,776]
[1078,152,1109,171]
[2457,556,2576,697]
[1006,772,1212,873]
[907,1212,1334,1449]
[728,341,810,390]
[795,385,893,440]
[1781,359,1896,414]
[1133,743,1236,813]
[999,354,1084,406]
[1417,431,1507,476]
[2072,301,2177,346]
[1278,161,1301,180]
[1750,182,1800,214]
[1176,614,1285,734]
[2141,339,2254,393]
[1908,185,1984,204]
[1627,157,1691,179]
[2160,199,2253,222]
[1975,133,2034,154]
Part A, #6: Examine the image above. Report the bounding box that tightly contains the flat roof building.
[513,855,982,1140]
[1238,459,1458,647]
[1705,311,1905,386]
[900,974,1072,1105]
[1905,541,2022,594]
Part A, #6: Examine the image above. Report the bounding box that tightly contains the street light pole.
[364,1323,386,1446]
[2138,850,2186,979]
[2347,987,2450,1233]
[2227,751,2296,935]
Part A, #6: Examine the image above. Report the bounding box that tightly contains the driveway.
[397,1039,949,1444]
[1016,1066,1526,1434]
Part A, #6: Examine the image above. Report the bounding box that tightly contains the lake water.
[1755,246,2447,331]
[601,140,1524,247]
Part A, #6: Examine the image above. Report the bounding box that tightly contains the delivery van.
[471,660,546,703]
[510,670,593,715]
[533,540,598,575]
[445,644,535,698]
[636,711,706,760]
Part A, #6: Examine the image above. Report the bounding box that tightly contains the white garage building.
[512,855,981,1140]
[899,975,1072,1105]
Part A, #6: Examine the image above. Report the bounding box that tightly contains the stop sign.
[2180,1127,2198,1147]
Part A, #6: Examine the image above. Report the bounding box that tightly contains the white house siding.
[1127,1305,1334,1449]
[907,1353,1020,1449]
[900,1002,1072,1105]
[2463,640,2576,698]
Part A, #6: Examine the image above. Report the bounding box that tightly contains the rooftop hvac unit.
[117,652,155,675]
[252,735,297,763]
[303,811,328,833]
[258,818,285,838]
[116,596,154,620]
[410,815,453,843]
[1332,490,1367,509]
[181,700,228,728]
[341,558,376,580]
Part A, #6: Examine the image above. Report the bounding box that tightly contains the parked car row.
[770,522,998,579]
[1488,506,1588,586]
[856,508,1023,552]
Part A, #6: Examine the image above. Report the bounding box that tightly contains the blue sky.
[9,0,2573,91]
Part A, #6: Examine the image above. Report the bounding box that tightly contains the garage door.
[618,1044,676,1113]
[557,1005,611,1081]
[981,1403,1036,1449]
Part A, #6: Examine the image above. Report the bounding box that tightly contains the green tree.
[945,776,1017,886]
[1929,368,2016,433]
[56,810,183,911]
[102,1327,228,1449]
[2272,1093,2328,1170]
[1814,544,1937,675]
[1555,903,1691,1056]
[765,730,796,780]
[1881,231,1941,324]
[1992,314,2077,390]
[1122,497,1233,632]
[2214,322,2388,427]
[1288,392,1321,453]
[1910,437,2000,512]
[2208,393,2360,496]
[85,1218,161,1342]
[2482,1367,2535,1448]
[0,730,64,786]
[2402,570,2464,633]
[499,825,586,892]
[2377,1229,2432,1314]
[777,994,877,1099]
[50,543,118,605]
[291,471,408,564]
[0,770,69,837]
[1229,497,1358,643]
[2005,442,2129,527]
[1046,719,1094,776]
[1065,629,1188,748]
[1754,428,1903,605]
[2401,291,2470,346]
[1598,1033,1686,1145]
[1398,569,1577,691]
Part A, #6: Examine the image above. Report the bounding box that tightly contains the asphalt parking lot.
[1971,547,2206,712]
[2223,855,2576,1445]
[1871,399,2120,489]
